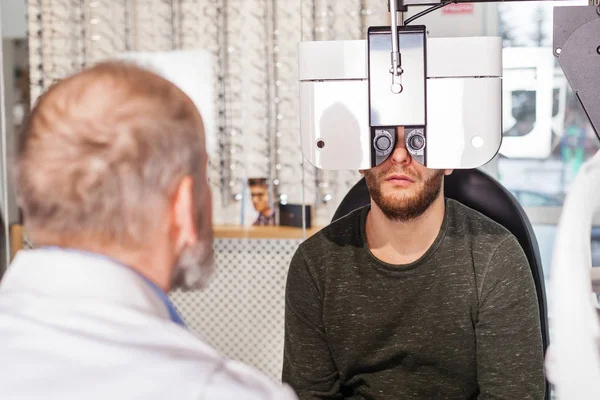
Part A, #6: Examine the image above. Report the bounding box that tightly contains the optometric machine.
[298,0,599,171]
[299,1,600,398]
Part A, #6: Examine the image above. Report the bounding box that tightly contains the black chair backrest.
[332,169,550,398]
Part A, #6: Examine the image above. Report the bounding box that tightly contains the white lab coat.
[0,248,298,400]
[545,149,600,399]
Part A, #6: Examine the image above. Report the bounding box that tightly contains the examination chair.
[332,168,550,399]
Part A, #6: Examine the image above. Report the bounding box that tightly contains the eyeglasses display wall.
[27,0,388,230]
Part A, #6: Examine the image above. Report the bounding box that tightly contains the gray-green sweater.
[283,199,545,399]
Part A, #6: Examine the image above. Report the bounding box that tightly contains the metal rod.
[300,0,308,240]
[266,0,277,219]
[122,0,131,51]
[360,0,368,37]
[390,0,400,67]
[389,1,403,93]
[217,0,231,208]
[0,0,11,272]
[170,0,177,50]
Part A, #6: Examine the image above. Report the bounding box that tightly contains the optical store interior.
[0,0,599,398]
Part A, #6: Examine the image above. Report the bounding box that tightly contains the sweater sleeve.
[282,247,342,400]
[475,236,546,400]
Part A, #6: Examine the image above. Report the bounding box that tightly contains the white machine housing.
[298,36,503,170]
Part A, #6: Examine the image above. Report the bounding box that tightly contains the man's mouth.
[385,173,415,183]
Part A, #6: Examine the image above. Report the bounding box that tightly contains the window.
[496,0,599,295]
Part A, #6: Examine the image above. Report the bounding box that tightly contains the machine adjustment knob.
[408,133,425,151]
[375,134,392,152]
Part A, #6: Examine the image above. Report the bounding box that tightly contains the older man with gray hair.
[0,62,297,400]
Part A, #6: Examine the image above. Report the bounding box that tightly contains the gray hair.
[15,61,207,248]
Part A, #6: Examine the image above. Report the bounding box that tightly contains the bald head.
[16,61,210,249]
[36,62,205,137]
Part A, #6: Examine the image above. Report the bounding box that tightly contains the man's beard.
[170,187,215,291]
[364,167,444,222]
[170,238,215,291]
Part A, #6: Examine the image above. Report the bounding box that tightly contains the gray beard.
[170,240,215,291]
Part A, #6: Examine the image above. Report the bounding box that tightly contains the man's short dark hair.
[248,178,268,187]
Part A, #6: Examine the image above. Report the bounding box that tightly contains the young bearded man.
[282,127,545,399]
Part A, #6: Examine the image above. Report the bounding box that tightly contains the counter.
[213,225,321,239]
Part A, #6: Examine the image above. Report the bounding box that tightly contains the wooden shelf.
[214,225,321,239]
[5,224,320,261]
[10,224,24,259]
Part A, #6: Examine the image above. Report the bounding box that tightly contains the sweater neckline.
[358,199,451,273]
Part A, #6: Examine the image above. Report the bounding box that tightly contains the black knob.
[408,134,425,151]
[375,135,392,152]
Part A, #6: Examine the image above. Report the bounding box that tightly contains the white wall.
[1,0,26,39]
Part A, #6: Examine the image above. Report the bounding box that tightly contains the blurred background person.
[248,178,277,226]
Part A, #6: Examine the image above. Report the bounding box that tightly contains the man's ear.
[444,169,454,176]
[171,176,197,248]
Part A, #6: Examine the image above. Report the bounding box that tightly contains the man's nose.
[389,140,412,165]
